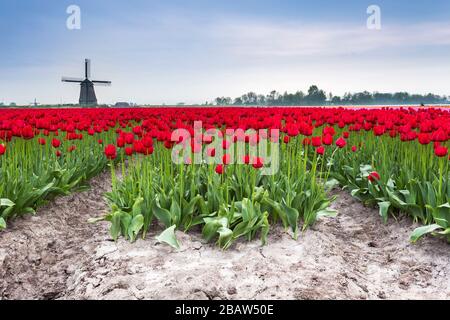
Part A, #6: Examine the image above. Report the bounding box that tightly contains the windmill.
[29,98,40,107]
[62,59,111,106]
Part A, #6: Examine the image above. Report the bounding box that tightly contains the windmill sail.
[62,77,84,83]
[85,59,91,79]
[92,80,112,86]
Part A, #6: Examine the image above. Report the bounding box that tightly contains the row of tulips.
[0,127,117,229]
[1,107,449,246]
[327,129,449,242]
[92,134,336,248]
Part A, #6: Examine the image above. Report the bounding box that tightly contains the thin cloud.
[209,21,450,57]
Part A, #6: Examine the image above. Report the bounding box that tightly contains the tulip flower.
[252,157,264,169]
[322,134,333,146]
[435,146,448,158]
[316,146,325,155]
[52,138,61,148]
[368,171,381,182]
[104,144,117,160]
[215,164,224,174]
[223,154,231,165]
[125,147,134,156]
[336,137,346,148]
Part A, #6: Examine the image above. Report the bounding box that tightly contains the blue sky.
[1,0,450,105]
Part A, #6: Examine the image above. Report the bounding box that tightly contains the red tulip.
[431,129,446,142]
[287,126,299,137]
[117,137,125,148]
[104,144,117,160]
[222,154,231,165]
[434,146,448,158]
[0,144,5,155]
[311,136,322,147]
[323,126,335,136]
[368,171,380,182]
[215,164,224,174]
[125,147,134,156]
[124,133,135,144]
[21,126,34,140]
[316,146,325,155]
[143,146,154,155]
[322,134,333,146]
[302,137,311,146]
[351,146,357,152]
[252,157,264,169]
[51,138,61,148]
[143,136,153,148]
[389,129,397,138]
[335,137,346,148]
[222,140,231,150]
[164,140,173,149]
[418,133,431,145]
[207,148,216,157]
[373,126,386,136]
[132,126,142,136]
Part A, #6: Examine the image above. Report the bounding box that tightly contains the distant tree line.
[214,85,450,106]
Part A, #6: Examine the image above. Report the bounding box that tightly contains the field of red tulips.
[0,106,449,248]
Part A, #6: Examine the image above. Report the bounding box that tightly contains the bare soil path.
[1,173,449,300]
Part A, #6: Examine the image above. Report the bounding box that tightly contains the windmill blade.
[62,77,83,83]
[92,80,112,86]
[85,59,91,79]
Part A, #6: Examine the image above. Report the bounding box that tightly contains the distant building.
[114,102,130,108]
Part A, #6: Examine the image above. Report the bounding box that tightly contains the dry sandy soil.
[0,172,449,300]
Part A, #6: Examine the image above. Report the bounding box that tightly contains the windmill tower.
[62,59,111,106]
[29,98,40,107]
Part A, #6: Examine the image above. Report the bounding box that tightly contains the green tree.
[306,85,326,105]
[233,97,243,105]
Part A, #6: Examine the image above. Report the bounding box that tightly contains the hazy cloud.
[209,20,450,57]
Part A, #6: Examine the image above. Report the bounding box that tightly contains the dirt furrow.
[0,172,111,299]
[1,174,449,300]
